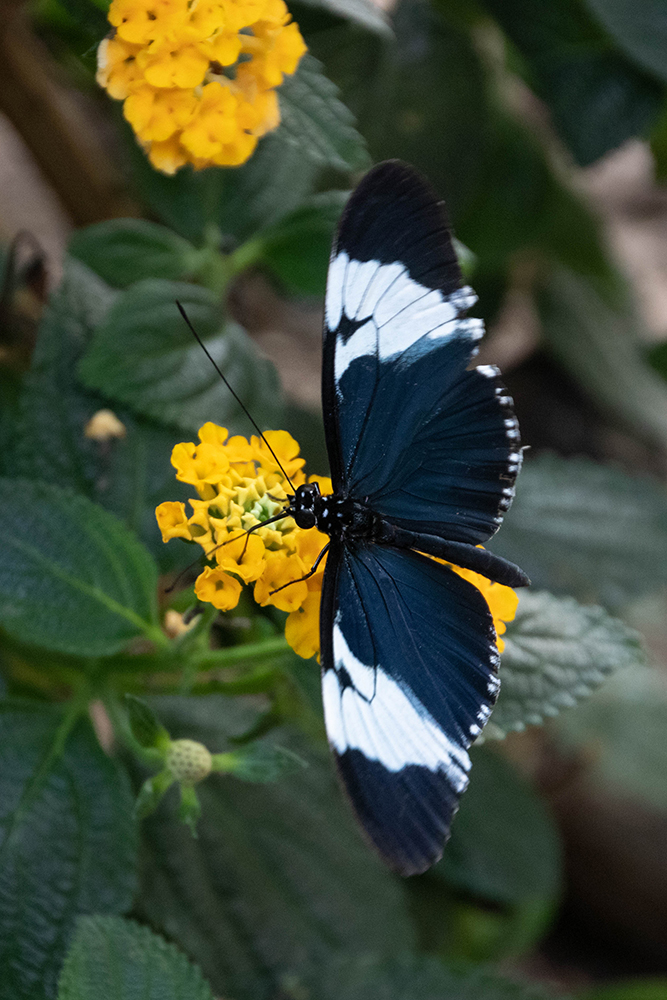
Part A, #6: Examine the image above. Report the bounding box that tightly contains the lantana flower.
[97,0,307,173]
[156,424,519,659]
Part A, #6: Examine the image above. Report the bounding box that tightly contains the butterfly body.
[284,160,528,876]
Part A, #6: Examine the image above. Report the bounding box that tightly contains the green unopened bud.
[166,739,212,785]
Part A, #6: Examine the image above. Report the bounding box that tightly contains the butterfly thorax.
[288,482,380,540]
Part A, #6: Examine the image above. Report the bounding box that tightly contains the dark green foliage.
[4,0,666,995]
[492,455,667,610]
[78,279,282,434]
[0,708,137,1000]
[0,478,159,656]
[57,916,215,1000]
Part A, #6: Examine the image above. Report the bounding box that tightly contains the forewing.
[322,160,520,542]
[320,540,500,876]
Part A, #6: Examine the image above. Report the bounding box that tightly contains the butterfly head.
[289,482,322,530]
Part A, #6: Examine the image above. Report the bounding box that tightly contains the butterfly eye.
[294,509,317,530]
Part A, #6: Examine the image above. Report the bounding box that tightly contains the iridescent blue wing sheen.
[322,160,521,544]
[319,539,500,876]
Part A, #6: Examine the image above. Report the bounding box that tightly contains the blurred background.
[3,0,667,997]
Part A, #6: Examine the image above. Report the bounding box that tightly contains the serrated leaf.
[69,220,198,289]
[584,0,667,84]
[555,663,667,812]
[57,916,214,1000]
[12,259,116,494]
[0,478,159,656]
[486,590,644,738]
[277,53,370,171]
[310,952,567,1000]
[491,454,667,610]
[434,746,562,909]
[0,707,137,1000]
[538,268,667,446]
[483,0,663,165]
[78,279,282,435]
[258,190,348,296]
[134,695,414,1000]
[9,261,194,570]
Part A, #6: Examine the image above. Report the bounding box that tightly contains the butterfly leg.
[269,541,331,595]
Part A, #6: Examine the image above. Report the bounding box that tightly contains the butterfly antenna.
[176,300,297,492]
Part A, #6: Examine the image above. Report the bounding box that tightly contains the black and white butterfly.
[278,160,528,876]
[186,160,528,875]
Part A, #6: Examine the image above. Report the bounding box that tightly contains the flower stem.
[193,634,291,670]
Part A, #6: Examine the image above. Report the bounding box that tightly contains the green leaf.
[310,952,567,1000]
[0,478,160,656]
[538,269,667,446]
[57,916,214,1000]
[133,695,414,1000]
[313,1,489,221]
[555,663,667,812]
[578,981,667,1000]
[584,0,667,83]
[125,694,170,750]
[78,279,282,435]
[257,190,348,296]
[482,0,664,165]
[487,590,644,738]
[129,128,320,245]
[214,742,308,782]
[491,454,667,610]
[0,706,137,1000]
[69,220,198,289]
[434,746,562,909]
[12,259,116,495]
[277,53,370,171]
[8,260,194,570]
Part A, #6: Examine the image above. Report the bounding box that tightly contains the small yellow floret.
[84,409,127,441]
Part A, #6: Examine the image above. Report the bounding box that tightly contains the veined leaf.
[134,695,413,1000]
[0,707,136,1000]
[58,916,214,1000]
[0,478,159,656]
[488,590,644,738]
[491,454,667,610]
[78,279,282,435]
[69,220,199,289]
[277,53,370,171]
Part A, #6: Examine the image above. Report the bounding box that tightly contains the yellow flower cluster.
[156,423,330,657]
[97,0,307,173]
[157,424,518,660]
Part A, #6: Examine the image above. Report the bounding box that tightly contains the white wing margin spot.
[322,622,471,791]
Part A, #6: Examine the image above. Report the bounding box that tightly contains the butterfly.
[275,160,529,877]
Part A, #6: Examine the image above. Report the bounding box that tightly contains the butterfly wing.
[323,160,520,544]
[320,539,499,875]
